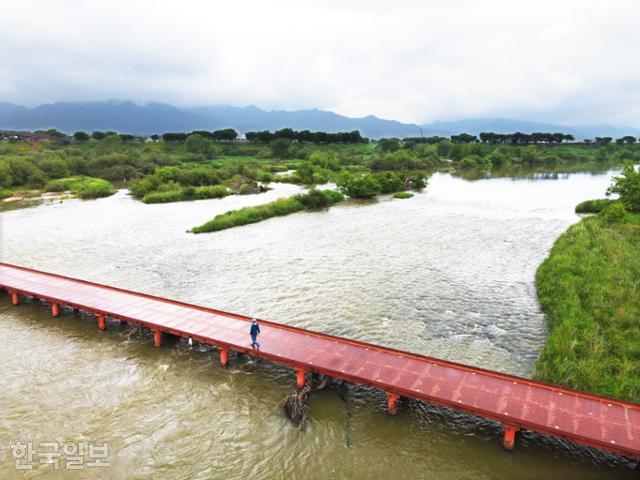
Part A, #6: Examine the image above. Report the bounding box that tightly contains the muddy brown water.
[0,171,637,479]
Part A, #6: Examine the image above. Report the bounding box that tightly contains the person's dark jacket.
[250,322,260,337]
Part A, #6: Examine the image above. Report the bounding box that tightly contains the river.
[0,169,636,479]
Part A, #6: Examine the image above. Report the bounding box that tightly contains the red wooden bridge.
[1,262,639,460]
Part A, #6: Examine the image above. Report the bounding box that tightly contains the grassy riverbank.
[534,213,640,402]
[191,189,344,233]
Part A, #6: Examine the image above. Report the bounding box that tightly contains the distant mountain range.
[0,101,638,139]
[0,101,424,139]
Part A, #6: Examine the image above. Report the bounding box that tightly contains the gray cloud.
[1,0,639,126]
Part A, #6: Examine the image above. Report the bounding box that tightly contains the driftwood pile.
[282,375,330,429]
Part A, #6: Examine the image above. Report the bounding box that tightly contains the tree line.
[8,128,639,147]
[68,128,367,144]
[400,132,640,145]
[245,128,366,144]
[161,129,239,142]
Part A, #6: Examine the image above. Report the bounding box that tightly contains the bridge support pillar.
[295,369,307,389]
[97,313,106,331]
[386,393,400,415]
[153,330,163,348]
[502,424,519,451]
[11,291,19,305]
[220,348,229,367]
[51,302,59,317]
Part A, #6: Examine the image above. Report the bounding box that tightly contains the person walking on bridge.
[250,318,261,349]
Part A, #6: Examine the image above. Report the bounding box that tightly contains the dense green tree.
[270,138,292,158]
[185,134,212,155]
[607,161,640,211]
[162,132,188,142]
[376,138,400,153]
[0,157,46,186]
[213,128,238,141]
[437,140,452,157]
[94,134,124,154]
[0,161,14,187]
[39,157,70,178]
[274,128,295,140]
[450,133,477,144]
[73,131,90,141]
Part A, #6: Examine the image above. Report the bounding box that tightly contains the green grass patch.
[393,191,413,199]
[575,198,614,213]
[534,215,640,401]
[44,176,116,199]
[143,185,229,204]
[191,189,344,234]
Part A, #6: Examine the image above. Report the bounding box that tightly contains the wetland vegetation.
[1,128,638,206]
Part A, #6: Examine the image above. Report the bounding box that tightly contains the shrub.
[601,202,628,223]
[44,178,72,192]
[407,174,427,189]
[143,190,183,203]
[375,171,404,193]
[143,185,229,203]
[460,155,488,168]
[196,185,229,199]
[238,183,254,195]
[393,191,413,199]
[296,189,344,209]
[76,179,117,199]
[337,173,381,198]
[575,198,614,214]
[369,150,426,171]
[44,176,116,199]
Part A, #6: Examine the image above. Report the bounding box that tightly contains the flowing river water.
[0,169,636,479]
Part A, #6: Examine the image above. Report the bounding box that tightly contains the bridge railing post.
[502,424,520,451]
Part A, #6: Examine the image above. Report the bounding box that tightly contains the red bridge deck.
[1,262,638,459]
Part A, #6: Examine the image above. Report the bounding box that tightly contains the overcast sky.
[1,0,639,126]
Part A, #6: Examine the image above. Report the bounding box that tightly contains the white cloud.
[1,0,639,126]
